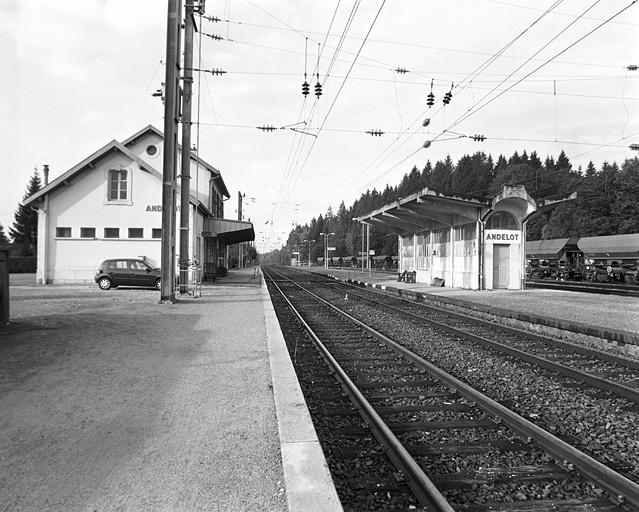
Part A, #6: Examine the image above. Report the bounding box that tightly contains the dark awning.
[578,234,639,258]
[203,218,255,245]
[525,238,570,258]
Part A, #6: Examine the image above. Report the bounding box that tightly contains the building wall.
[42,152,163,283]
[483,229,523,290]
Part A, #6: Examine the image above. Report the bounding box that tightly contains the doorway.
[492,244,510,289]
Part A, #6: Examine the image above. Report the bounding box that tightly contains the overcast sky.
[2,0,638,251]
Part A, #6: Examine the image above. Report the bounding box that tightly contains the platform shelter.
[354,185,537,290]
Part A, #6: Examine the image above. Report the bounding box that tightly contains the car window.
[129,260,148,271]
[108,260,127,270]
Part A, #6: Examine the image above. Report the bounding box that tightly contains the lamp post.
[302,239,315,267]
[319,232,335,269]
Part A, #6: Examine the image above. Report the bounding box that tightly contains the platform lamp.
[302,239,315,267]
[319,232,335,269]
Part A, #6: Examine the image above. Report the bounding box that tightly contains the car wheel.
[154,278,161,291]
[98,277,112,290]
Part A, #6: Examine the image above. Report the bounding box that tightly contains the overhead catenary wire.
[346,1,639,201]
[338,0,569,199]
[276,0,386,222]
[434,0,639,142]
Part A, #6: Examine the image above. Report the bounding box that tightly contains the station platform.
[310,267,639,353]
[1,268,342,512]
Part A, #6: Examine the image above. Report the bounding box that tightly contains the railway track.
[323,279,639,400]
[263,266,639,511]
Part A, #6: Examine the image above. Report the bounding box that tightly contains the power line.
[278,1,387,222]
[436,0,639,140]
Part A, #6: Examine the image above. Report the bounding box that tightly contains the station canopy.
[578,233,639,258]
[203,218,255,245]
[353,188,487,235]
[526,238,570,258]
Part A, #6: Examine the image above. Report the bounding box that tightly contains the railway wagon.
[525,233,639,284]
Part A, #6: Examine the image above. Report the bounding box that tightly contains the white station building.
[24,125,254,285]
[355,185,538,290]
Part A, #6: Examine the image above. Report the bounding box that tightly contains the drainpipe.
[479,208,493,291]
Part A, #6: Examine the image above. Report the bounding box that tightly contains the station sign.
[327,246,336,251]
[484,229,521,244]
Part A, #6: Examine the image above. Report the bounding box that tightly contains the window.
[145,144,158,156]
[108,260,127,270]
[108,169,128,201]
[486,211,519,230]
[152,228,162,239]
[454,223,476,241]
[128,228,143,238]
[129,260,150,271]
[80,227,96,238]
[56,227,71,238]
[104,228,120,238]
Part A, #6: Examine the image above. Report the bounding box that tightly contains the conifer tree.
[0,223,10,248]
[10,171,41,256]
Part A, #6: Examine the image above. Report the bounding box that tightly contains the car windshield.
[143,257,159,269]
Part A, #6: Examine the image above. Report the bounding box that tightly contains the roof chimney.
[43,164,49,186]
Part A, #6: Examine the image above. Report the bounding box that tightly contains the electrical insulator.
[394,67,409,74]
[365,129,384,137]
[473,134,485,142]
[422,117,430,127]
[423,140,431,149]
[314,81,322,97]
[427,78,435,107]
[627,64,638,71]
[302,81,309,96]
[629,143,639,151]
[443,82,453,105]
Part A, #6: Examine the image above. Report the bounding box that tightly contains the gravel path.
[1,280,287,512]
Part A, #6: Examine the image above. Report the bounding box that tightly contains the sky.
[2,0,638,252]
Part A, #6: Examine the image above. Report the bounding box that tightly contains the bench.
[397,270,417,283]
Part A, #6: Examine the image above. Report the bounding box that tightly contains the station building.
[354,185,538,290]
[23,125,254,285]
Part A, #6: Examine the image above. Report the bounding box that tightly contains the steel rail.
[328,283,639,404]
[266,269,639,508]
[265,269,456,512]
[329,280,639,371]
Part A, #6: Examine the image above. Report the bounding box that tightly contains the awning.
[525,238,570,258]
[354,187,488,235]
[203,218,255,245]
[578,234,639,258]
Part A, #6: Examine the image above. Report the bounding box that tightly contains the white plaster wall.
[483,229,522,290]
[45,152,165,283]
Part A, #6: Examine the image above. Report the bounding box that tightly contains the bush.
[9,256,37,273]
[216,265,228,277]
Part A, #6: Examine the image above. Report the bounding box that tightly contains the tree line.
[260,150,639,265]
[0,171,41,256]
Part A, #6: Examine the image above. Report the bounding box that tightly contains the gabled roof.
[578,234,639,258]
[23,140,162,206]
[122,124,230,199]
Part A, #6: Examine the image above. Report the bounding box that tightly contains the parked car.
[95,258,161,290]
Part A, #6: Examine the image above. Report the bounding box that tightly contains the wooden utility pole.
[160,0,182,302]
[179,0,195,294]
